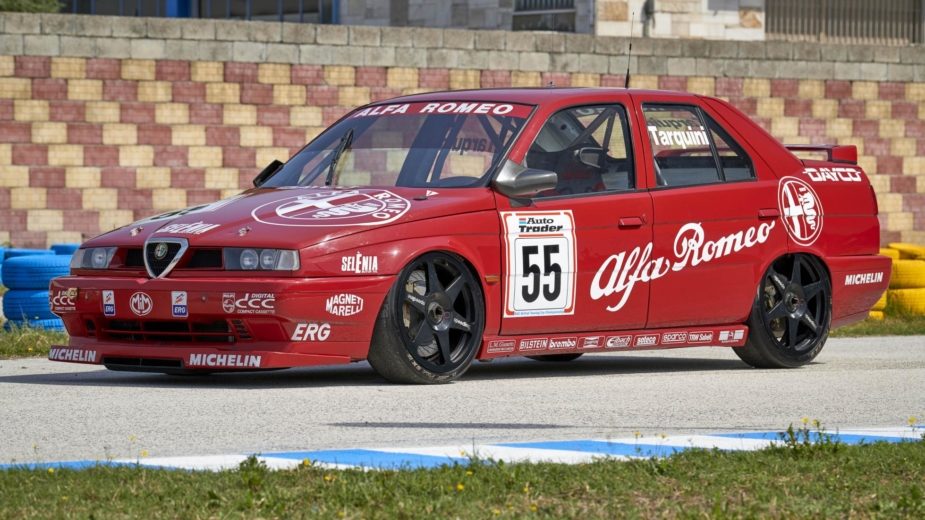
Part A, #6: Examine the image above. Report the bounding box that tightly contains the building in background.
[58,1,925,44]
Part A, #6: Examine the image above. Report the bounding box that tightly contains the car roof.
[373,87,700,106]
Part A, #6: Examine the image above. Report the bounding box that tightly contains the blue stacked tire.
[1,255,70,331]
[50,243,80,255]
[3,248,54,260]
[3,319,66,332]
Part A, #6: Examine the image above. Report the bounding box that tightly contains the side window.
[526,105,635,197]
[643,105,719,187]
[705,115,754,182]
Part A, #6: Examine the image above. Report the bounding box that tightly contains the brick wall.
[0,12,924,248]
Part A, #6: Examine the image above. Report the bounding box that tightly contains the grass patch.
[831,314,925,337]
[0,323,66,359]
[0,438,923,518]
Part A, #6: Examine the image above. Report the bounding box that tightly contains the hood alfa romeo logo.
[251,189,410,227]
[778,177,823,246]
[153,242,168,260]
[130,292,153,316]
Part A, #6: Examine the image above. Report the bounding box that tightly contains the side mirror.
[492,160,558,199]
[575,147,604,168]
[253,159,284,187]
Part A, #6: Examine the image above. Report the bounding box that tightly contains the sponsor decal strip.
[486,326,749,355]
[6,427,918,472]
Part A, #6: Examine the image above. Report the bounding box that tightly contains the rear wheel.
[735,255,831,368]
[526,354,583,362]
[368,252,484,384]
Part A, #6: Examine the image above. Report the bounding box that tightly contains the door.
[498,103,653,335]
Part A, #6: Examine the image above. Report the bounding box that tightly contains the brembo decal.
[592,221,775,313]
[501,210,577,318]
[252,189,410,228]
[778,177,823,246]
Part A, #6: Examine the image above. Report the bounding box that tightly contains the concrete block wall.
[0,12,923,248]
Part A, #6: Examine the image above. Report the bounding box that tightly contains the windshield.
[262,101,532,189]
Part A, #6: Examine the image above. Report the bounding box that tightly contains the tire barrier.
[875,244,925,319]
[1,254,71,332]
[887,242,925,260]
[888,260,925,290]
[880,248,900,261]
[868,310,884,321]
[3,248,54,260]
[888,288,925,316]
[50,243,80,256]
[872,292,887,311]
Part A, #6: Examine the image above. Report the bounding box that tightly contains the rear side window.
[643,104,753,187]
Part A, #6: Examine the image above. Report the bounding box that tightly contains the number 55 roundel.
[501,211,577,318]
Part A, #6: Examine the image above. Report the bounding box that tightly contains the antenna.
[624,11,635,89]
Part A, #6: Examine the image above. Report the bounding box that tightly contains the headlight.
[224,248,299,271]
[70,247,117,270]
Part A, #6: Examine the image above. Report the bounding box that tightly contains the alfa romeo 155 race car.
[49,88,890,383]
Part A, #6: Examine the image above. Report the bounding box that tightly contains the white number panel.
[501,210,577,318]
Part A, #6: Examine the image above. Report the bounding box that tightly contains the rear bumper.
[48,274,393,370]
[828,254,892,328]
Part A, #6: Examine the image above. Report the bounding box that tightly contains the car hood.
[84,186,497,249]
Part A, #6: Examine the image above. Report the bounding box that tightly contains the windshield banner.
[352,102,533,119]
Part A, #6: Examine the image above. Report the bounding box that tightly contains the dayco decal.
[803,167,862,183]
[252,190,410,227]
[605,335,632,348]
[634,334,659,347]
[592,221,775,312]
[156,221,219,235]
[325,293,364,317]
[548,337,577,350]
[487,339,516,353]
[49,348,96,363]
[187,353,262,368]
[223,292,275,314]
[102,290,115,316]
[291,322,331,341]
[844,272,884,286]
[661,332,688,344]
[342,252,379,274]
[518,338,548,352]
[50,288,77,312]
[130,292,153,316]
[779,177,823,246]
[688,331,714,343]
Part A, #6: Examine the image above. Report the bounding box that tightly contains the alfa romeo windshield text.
[263,102,532,189]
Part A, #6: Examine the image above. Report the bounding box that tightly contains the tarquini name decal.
[592,221,776,312]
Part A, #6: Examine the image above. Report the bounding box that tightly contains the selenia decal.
[252,189,410,227]
[778,177,823,246]
[592,221,776,312]
[501,210,577,318]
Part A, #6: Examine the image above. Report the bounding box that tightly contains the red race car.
[49,88,890,383]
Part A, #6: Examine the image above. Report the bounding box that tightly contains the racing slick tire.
[368,252,485,384]
[735,255,831,369]
[526,354,584,362]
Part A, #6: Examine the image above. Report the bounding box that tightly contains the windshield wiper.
[324,128,354,186]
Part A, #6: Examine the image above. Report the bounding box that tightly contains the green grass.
[0,322,66,359]
[831,314,925,337]
[0,437,923,519]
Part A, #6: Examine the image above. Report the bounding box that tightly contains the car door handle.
[758,208,780,220]
[618,217,644,229]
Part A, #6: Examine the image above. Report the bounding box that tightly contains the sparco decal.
[102,290,115,316]
[252,190,410,227]
[502,210,577,318]
[592,221,775,312]
[581,336,602,349]
[518,338,549,352]
[548,337,577,350]
[50,289,76,312]
[223,293,275,314]
[187,354,262,368]
[487,339,516,353]
[291,323,331,341]
[661,332,688,344]
[688,331,714,343]
[844,272,884,286]
[130,292,153,316]
[49,348,96,363]
[156,221,219,235]
[802,167,862,183]
[342,252,379,274]
[172,291,188,318]
[778,177,823,246]
[325,293,364,317]
[605,335,632,348]
[634,334,659,347]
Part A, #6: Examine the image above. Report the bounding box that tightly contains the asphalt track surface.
[1,336,923,465]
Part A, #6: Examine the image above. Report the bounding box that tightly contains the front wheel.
[735,255,831,368]
[367,252,484,384]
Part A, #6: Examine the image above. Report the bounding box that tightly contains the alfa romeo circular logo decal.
[251,189,411,227]
[778,177,823,246]
[130,292,153,316]
[153,242,168,260]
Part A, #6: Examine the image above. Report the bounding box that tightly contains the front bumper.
[48,274,392,371]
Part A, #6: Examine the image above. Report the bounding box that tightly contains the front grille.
[101,319,235,343]
[145,241,183,277]
[187,249,222,268]
[124,248,144,267]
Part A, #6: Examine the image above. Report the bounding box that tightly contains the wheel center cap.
[426,302,445,325]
